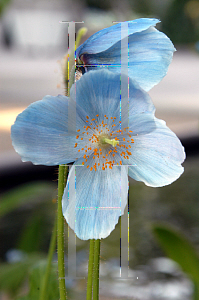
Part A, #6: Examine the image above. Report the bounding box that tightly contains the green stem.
[92,239,101,300]
[87,239,95,300]
[39,216,57,300]
[57,165,68,300]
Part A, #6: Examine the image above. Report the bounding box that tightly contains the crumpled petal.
[62,162,128,240]
[11,95,87,165]
[128,118,185,187]
[77,18,175,91]
[77,18,159,56]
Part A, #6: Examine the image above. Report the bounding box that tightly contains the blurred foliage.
[0,156,199,298]
[129,0,151,15]
[152,223,199,299]
[0,256,60,300]
[0,0,11,16]
[0,181,56,218]
[17,213,49,253]
[16,260,59,300]
[85,0,151,14]
[126,157,199,266]
[86,0,112,10]
[0,181,57,258]
[0,253,43,296]
[162,0,199,44]
[0,181,59,299]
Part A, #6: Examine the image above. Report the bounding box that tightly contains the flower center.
[74,114,134,171]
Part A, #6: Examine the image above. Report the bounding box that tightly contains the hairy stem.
[57,165,68,300]
[92,239,101,300]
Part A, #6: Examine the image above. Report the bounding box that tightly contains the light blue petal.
[11,95,88,165]
[70,70,120,119]
[128,27,175,91]
[77,18,159,57]
[62,163,128,240]
[71,69,155,122]
[128,118,185,187]
[81,26,175,91]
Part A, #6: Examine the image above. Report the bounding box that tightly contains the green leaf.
[17,213,47,253]
[28,260,59,300]
[152,223,199,284]
[15,259,59,300]
[0,181,56,218]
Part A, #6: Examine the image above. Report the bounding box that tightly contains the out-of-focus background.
[0,0,199,299]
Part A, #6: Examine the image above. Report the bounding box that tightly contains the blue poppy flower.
[11,70,185,240]
[76,18,175,91]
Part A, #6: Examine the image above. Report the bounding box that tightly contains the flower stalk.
[87,239,95,300]
[87,239,101,300]
[93,239,101,300]
[57,165,68,300]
